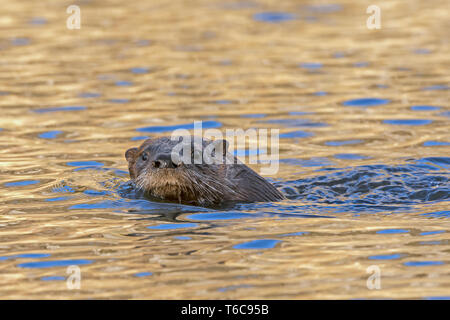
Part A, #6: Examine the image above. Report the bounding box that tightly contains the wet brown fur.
[125,136,285,207]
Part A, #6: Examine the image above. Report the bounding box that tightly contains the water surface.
[0,0,449,299]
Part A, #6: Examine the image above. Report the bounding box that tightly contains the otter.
[125,136,285,207]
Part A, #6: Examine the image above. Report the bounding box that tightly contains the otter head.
[125,137,238,207]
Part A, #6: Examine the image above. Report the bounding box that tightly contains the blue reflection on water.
[263,157,450,214]
[213,100,232,105]
[253,12,296,23]
[29,17,47,25]
[410,105,440,111]
[422,85,448,91]
[233,239,280,249]
[326,140,362,146]
[413,48,431,54]
[334,153,370,160]
[4,180,40,187]
[45,196,72,202]
[33,106,86,113]
[130,67,149,74]
[147,223,198,230]
[223,1,258,10]
[376,229,409,234]
[108,99,130,103]
[66,161,104,167]
[342,98,390,107]
[19,253,51,258]
[39,130,63,139]
[70,201,118,210]
[18,259,93,268]
[134,272,153,277]
[383,119,432,126]
[218,284,253,292]
[240,113,266,118]
[131,136,149,141]
[304,4,342,13]
[186,212,255,221]
[299,62,322,69]
[41,276,65,281]
[116,81,133,86]
[137,121,222,133]
[289,111,312,116]
[280,157,334,167]
[369,253,402,260]
[52,184,75,193]
[11,38,30,46]
[280,130,313,138]
[421,211,450,218]
[174,236,192,240]
[419,241,441,245]
[61,153,449,224]
[79,92,101,98]
[353,62,369,67]
[136,39,151,46]
[0,253,50,261]
[404,261,444,267]
[261,118,326,127]
[84,190,110,196]
[233,149,265,157]
[420,230,445,236]
[280,232,309,237]
[423,141,450,147]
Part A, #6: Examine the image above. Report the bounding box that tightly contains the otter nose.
[152,154,177,169]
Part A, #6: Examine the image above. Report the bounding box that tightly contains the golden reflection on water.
[0,0,449,299]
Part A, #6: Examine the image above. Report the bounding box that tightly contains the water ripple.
[282,158,449,213]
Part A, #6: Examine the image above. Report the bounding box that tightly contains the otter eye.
[141,153,148,161]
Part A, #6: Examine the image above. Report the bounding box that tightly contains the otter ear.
[125,148,138,162]
[212,139,229,156]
